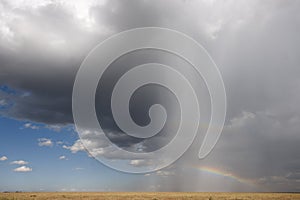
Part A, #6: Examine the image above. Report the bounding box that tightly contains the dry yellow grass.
[0,192,299,200]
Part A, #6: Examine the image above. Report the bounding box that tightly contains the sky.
[0,0,300,192]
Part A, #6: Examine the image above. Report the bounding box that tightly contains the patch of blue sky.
[0,116,129,192]
[0,85,18,95]
[0,84,32,98]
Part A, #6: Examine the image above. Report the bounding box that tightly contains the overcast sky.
[0,0,299,192]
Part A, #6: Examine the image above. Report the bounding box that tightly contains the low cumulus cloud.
[0,156,8,161]
[23,123,39,130]
[59,155,67,160]
[13,166,32,172]
[10,160,29,165]
[63,140,85,153]
[38,138,53,147]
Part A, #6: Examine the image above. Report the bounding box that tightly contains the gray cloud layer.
[0,0,299,192]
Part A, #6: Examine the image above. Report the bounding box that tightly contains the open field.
[0,192,299,200]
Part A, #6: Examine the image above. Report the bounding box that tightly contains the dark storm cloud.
[0,0,191,124]
[0,0,300,191]
[0,0,104,124]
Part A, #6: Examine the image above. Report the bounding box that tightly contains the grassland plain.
[0,192,300,200]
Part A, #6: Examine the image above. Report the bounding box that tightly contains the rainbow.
[192,166,256,186]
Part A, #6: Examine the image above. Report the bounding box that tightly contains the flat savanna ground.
[0,192,299,200]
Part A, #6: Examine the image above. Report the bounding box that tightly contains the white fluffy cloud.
[10,160,29,165]
[129,159,151,167]
[63,140,85,153]
[59,155,67,160]
[13,166,32,172]
[23,123,39,130]
[38,138,53,147]
[0,156,8,161]
[45,124,62,132]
